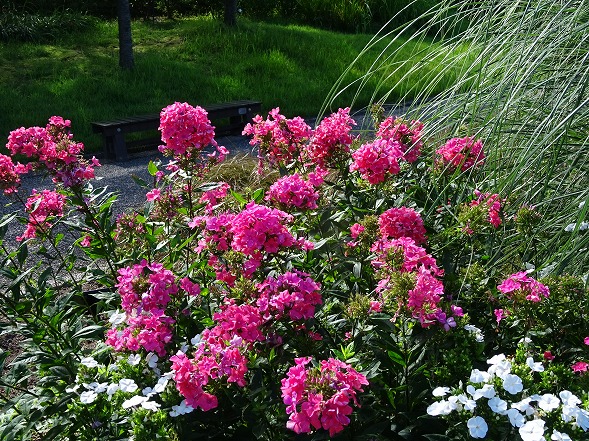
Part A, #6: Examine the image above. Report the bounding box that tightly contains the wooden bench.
[91,100,262,161]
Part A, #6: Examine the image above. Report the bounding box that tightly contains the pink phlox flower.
[436,136,485,173]
[307,166,329,186]
[159,102,216,157]
[199,182,230,213]
[494,308,509,324]
[281,357,368,436]
[572,361,589,373]
[80,235,92,247]
[17,189,66,241]
[146,188,161,201]
[256,271,322,321]
[180,277,201,296]
[116,260,178,313]
[243,107,312,168]
[0,154,27,195]
[230,202,296,256]
[106,309,174,357]
[305,108,357,168]
[497,272,549,303]
[266,174,320,210]
[376,116,424,163]
[471,190,503,228]
[407,266,445,328]
[371,237,442,277]
[378,206,427,244]
[349,138,403,184]
[212,301,265,343]
[350,223,365,239]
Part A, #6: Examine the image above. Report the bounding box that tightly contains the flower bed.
[0,103,588,440]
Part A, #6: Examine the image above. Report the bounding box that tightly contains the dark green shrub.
[0,10,94,42]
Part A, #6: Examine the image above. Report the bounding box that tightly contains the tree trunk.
[224,0,237,26]
[118,0,135,70]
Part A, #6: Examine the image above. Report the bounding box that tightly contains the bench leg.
[113,130,128,161]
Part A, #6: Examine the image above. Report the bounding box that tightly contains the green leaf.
[147,160,159,176]
[131,174,148,188]
[72,325,104,340]
[387,350,406,367]
[16,243,27,265]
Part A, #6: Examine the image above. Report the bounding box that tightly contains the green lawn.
[1,16,463,152]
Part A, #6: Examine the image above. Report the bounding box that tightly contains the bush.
[1,102,588,440]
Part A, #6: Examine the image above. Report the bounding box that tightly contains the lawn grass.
[0,15,465,153]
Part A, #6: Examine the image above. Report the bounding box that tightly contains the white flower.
[122,395,147,409]
[426,400,456,416]
[507,408,526,427]
[468,384,496,400]
[141,400,161,411]
[488,396,508,414]
[469,369,491,384]
[581,221,589,231]
[513,397,533,413]
[565,223,576,232]
[537,394,560,412]
[488,359,512,379]
[80,357,99,368]
[146,352,159,369]
[119,378,138,393]
[551,430,572,441]
[66,384,80,393]
[142,387,154,397]
[559,391,581,407]
[580,201,586,209]
[457,394,477,412]
[502,374,523,395]
[519,419,545,441]
[127,354,141,366]
[487,354,506,365]
[576,409,589,431]
[106,383,119,396]
[432,387,451,397]
[152,377,168,394]
[169,400,194,417]
[109,310,126,326]
[80,391,98,404]
[561,405,579,423]
[191,334,202,346]
[467,416,488,439]
[180,343,189,353]
[526,357,545,372]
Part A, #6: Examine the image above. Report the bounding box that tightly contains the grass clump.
[0,10,94,42]
[332,0,589,277]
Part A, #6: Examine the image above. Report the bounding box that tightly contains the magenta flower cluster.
[378,207,428,245]
[435,136,485,173]
[305,107,357,168]
[349,117,425,184]
[281,357,369,437]
[242,107,312,168]
[497,272,550,303]
[17,189,66,241]
[266,173,320,210]
[376,116,424,163]
[6,116,100,188]
[470,190,503,228]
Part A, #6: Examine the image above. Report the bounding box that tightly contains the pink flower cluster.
[370,237,459,329]
[376,116,424,163]
[6,116,100,187]
[170,331,249,411]
[435,136,485,173]
[0,154,29,195]
[106,309,174,357]
[159,102,217,157]
[470,190,502,228]
[231,202,296,255]
[242,107,312,168]
[116,260,179,312]
[212,302,266,343]
[17,189,65,241]
[281,357,368,437]
[256,271,322,321]
[497,272,550,303]
[378,207,427,245]
[106,260,200,356]
[349,138,403,184]
[266,174,320,210]
[199,182,231,213]
[305,108,357,168]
